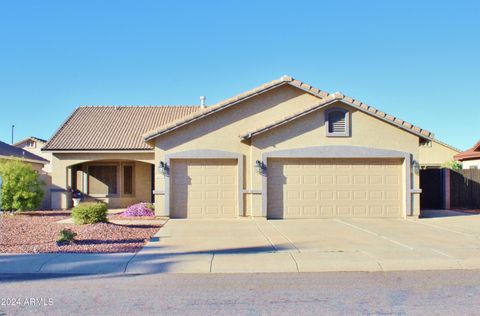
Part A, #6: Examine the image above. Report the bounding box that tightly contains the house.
[0,140,51,210]
[454,140,480,169]
[43,76,459,218]
[13,137,53,209]
[0,140,49,171]
[14,137,52,173]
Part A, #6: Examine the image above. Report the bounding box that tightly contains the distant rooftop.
[0,140,49,164]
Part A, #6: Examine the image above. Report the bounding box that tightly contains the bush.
[0,159,44,212]
[120,202,155,217]
[442,160,462,170]
[57,228,77,244]
[71,202,108,224]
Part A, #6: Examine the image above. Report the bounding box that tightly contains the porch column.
[51,162,70,210]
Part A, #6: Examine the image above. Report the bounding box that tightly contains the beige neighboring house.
[43,75,460,218]
[14,137,53,209]
[0,140,51,209]
[454,140,480,169]
[14,137,52,173]
[0,140,49,172]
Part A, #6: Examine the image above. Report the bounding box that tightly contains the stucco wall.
[154,85,322,216]
[153,87,424,217]
[463,159,480,169]
[50,152,154,209]
[251,102,421,217]
[419,140,460,167]
[17,141,53,173]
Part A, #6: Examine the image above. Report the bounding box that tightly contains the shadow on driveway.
[420,209,479,218]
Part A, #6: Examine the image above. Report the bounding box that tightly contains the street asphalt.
[1,270,480,315]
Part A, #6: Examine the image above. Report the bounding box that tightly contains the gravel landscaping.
[0,211,162,253]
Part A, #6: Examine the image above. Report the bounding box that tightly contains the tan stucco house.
[14,137,52,173]
[0,140,49,172]
[43,76,459,218]
[14,136,53,209]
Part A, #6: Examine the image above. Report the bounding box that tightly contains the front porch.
[50,152,155,210]
[70,160,154,208]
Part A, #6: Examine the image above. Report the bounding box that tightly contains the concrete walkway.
[2,210,480,274]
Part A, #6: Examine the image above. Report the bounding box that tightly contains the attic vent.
[329,111,346,133]
[325,108,350,137]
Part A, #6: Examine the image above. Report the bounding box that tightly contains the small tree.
[0,159,44,212]
[442,160,462,170]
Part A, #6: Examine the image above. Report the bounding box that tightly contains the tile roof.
[240,92,435,140]
[0,140,49,163]
[143,75,433,141]
[454,140,480,161]
[43,106,199,151]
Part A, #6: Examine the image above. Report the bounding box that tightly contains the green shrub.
[71,202,108,224]
[57,228,77,243]
[442,160,462,170]
[0,159,44,212]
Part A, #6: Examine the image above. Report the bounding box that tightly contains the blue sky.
[0,1,478,150]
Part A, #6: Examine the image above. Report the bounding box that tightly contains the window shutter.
[329,111,346,133]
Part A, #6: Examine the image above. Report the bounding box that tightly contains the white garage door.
[170,159,237,218]
[267,158,404,219]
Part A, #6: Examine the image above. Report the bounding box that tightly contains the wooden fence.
[449,169,480,209]
[419,169,445,209]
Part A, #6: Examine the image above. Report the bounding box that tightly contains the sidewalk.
[3,212,480,275]
[0,248,473,275]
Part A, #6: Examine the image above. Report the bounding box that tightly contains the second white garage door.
[267,158,404,219]
[170,159,238,218]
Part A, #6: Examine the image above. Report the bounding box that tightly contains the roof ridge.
[239,91,436,141]
[77,105,198,108]
[331,91,433,138]
[143,75,331,140]
[143,75,435,141]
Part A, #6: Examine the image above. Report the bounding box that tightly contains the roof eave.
[143,80,290,141]
[240,96,434,141]
[42,148,154,153]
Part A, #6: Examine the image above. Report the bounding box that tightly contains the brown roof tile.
[44,106,199,151]
[454,140,480,161]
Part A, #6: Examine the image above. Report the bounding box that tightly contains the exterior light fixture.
[412,159,420,174]
[255,160,266,174]
[158,161,169,176]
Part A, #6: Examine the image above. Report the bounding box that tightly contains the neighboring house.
[13,137,53,209]
[43,75,459,219]
[0,140,51,210]
[14,137,52,173]
[0,140,49,171]
[454,140,480,169]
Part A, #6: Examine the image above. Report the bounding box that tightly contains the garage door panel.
[267,158,403,219]
[170,159,237,218]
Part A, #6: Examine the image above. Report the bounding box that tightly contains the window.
[123,165,133,195]
[419,139,432,147]
[325,108,350,137]
[88,165,117,195]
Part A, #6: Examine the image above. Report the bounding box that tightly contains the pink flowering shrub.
[120,203,155,217]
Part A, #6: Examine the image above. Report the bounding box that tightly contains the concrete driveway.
[126,210,480,273]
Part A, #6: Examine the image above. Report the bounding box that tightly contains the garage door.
[267,158,404,219]
[170,159,237,218]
